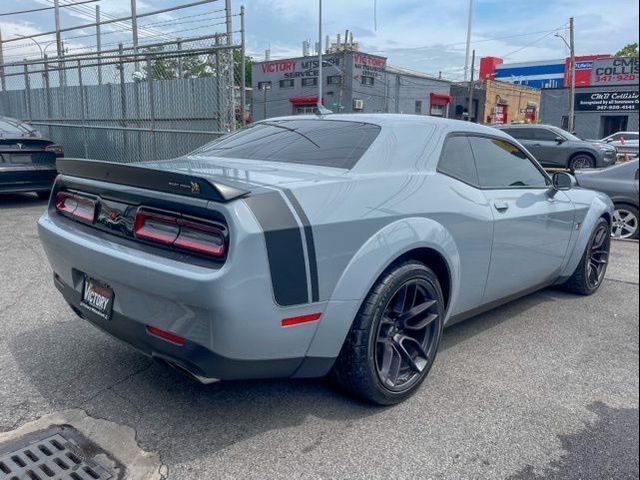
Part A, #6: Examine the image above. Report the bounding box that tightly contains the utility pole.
[0,26,6,91]
[467,49,476,122]
[463,0,475,81]
[225,0,235,130]
[96,4,102,84]
[568,17,576,133]
[53,0,66,86]
[130,0,139,54]
[317,0,323,110]
[240,5,246,126]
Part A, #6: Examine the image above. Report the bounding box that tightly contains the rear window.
[195,120,381,169]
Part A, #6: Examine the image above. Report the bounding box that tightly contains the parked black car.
[495,124,617,171]
[574,160,639,240]
[0,116,63,198]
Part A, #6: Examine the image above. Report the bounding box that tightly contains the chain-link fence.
[0,34,247,163]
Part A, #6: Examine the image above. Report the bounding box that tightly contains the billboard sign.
[591,57,639,86]
[575,91,639,112]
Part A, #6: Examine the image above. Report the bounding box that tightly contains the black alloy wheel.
[375,279,441,392]
[586,222,611,290]
[332,261,445,405]
[563,217,611,295]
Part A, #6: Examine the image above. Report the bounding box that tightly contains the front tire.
[562,217,611,295]
[569,154,595,172]
[332,261,444,405]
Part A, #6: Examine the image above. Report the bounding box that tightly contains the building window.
[327,75,342,85]
[302,77,318,87]
[361,76,375,86]
[415,101,423,114]
[430,104,445,117]
[294,105,317,115]
[257,81,272,90]
[279,79,294,88]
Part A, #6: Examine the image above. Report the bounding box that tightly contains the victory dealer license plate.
[81,276,114,320]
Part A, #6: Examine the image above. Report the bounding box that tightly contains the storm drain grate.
[0,433,113,480]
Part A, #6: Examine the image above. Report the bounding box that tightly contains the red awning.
[289,96,320,105]
[430,92,453,105]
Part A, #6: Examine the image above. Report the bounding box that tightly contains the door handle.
[493,201,509,212]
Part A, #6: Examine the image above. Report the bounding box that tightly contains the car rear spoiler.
[56,158,250,203]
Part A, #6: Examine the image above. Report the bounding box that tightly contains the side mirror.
[548,172,573,198]
[555,136,565,144]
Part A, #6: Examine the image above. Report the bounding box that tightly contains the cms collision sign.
[591,57,639,86]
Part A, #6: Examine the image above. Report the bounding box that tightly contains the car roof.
[258,113,510,137]
[493,124,556,129]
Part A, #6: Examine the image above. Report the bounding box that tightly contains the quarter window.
[437,136,479,186]
[469,137,548,189]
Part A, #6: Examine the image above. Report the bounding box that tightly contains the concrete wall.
[540,85,639,139]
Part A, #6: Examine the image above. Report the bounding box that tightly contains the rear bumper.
[0,166,56,193]
[53,274,319,380]
[38,208,335,380]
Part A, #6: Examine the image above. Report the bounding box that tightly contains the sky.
[1,0,638,80]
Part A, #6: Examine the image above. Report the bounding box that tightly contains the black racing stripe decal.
[282,189,320,303]
[244,192,309,306]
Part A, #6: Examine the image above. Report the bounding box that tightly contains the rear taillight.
[44,144,64,157]
[134,208,226,258]
[55,191,96,223]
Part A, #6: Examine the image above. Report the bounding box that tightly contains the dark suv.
[495,124,617,171]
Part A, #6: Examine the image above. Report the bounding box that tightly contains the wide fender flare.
[560,193,613,279]
[306,217,461,359]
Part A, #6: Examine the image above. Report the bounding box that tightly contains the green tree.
[615,42,639,57]
[233,50,253,87]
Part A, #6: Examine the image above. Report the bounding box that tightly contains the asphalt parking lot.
[1,193,638,480]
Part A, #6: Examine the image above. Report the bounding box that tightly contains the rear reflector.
[55,191,96,223]
[146,326,185,346]
[281,313,322,327]
[134,208,226,258]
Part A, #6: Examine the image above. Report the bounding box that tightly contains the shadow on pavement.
[0,193,48,209]
[510,402,639,480]
[6,287,564,465]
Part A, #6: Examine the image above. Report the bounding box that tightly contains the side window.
[437,135,479,186]
[534,129,560,141]
[503,128,535,140]
[469,137,548,189]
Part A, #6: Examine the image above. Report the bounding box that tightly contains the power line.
[0,0,99,16]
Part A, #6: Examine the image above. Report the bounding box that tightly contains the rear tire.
[332,261,444,405]
[562,217,611,295]
[612,204,639,240]
[36,191,51,200]
[569,154,595,172]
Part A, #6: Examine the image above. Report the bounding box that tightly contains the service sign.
[575,91,639,112]
[591,57,639,86]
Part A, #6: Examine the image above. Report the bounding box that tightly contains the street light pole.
[317,0,323,110]
[555,18,576,133]
[568,17,576,133]
[463,0,475,81]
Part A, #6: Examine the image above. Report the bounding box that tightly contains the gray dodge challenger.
[38,114,613,405]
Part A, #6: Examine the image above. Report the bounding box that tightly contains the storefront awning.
[289,96,320,105]
[430,92,453,105]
